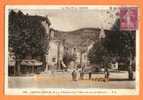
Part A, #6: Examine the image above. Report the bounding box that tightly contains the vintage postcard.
[5,5,140,95]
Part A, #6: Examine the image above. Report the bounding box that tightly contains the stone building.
[46,28,101,70]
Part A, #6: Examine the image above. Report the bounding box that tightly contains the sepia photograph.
[5,5,139,95]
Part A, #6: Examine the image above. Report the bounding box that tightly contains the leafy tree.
[104,18,135,58]
[88,18,135,79]
[63,49,77,67]
[103,18,135,80]
[9,10,50,75]
[88,40,111,67]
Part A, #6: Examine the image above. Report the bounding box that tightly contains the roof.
[21,59,42,66]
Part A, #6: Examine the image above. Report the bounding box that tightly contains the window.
[52,58,56,62]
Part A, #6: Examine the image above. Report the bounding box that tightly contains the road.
[8,71,135,89]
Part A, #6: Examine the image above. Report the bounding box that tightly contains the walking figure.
[104,67,110,82]
[72,70,78,81]
[80,67,84,80]
[89,72,92,80]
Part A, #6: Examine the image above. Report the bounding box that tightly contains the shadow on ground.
[109,78,135,81]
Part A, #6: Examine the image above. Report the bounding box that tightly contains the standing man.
[89,71,92,80]
[72,70,78,81]
[115,61,119,72]
[104,67,110,82]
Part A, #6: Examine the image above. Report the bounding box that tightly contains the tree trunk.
[128,57,133,80]
[15,59,21,76]
[57,41,60,70]
[42,54,46,71]
[44,54,49,72]
[80,51,83,67]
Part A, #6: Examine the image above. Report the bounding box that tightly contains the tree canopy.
[88,18,136,66]
[9,10,50,60]
[104,18,136,58]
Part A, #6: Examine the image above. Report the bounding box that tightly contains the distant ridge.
[50,27,101,49]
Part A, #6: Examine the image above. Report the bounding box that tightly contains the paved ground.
[8,71,135,89]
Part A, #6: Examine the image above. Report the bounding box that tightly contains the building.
[46,28,101,70]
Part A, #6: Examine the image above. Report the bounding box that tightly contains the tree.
[88,18,135,79]
[63,48,77,67]
[88,40,111,67]
[9,10,50,75]
[104,18,135,58]
[103,18,135,80]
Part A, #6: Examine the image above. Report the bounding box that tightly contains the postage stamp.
[120,7,138,30]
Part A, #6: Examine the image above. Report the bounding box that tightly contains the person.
[72,70,78,81]
[104,67,110,81]
[89,72,92,80]
[128,59,133,80]
[80,67,84,80]
[115,61,118,72]
[128,68,133,80]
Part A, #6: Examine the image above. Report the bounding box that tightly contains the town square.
[6,6,138,95]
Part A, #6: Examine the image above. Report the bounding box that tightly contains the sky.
[12,6,118,31]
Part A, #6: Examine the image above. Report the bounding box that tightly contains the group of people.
[71,67,110,81]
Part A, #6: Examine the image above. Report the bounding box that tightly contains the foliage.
[63,51,77,66]
[88,41,111,66]
[104,18,135,58]
[9,10,50,60]
[103,30,135,58]
[88,18,135,67]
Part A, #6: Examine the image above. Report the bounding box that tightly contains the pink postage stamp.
[120,7,138,30]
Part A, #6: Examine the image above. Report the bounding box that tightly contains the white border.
[5,5,140,95]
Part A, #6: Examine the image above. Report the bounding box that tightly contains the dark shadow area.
[109,78,135,81]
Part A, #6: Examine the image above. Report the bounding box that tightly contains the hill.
[51,28,101,49]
